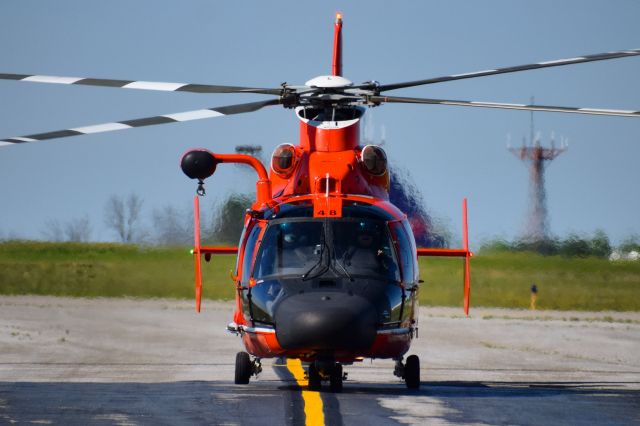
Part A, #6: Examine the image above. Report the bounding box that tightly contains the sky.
[0,0,638,248]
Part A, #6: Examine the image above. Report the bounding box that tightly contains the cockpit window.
[389,221,417,286]
[332,220,400,282]
[241,224,263,285]
[253,221,324,279]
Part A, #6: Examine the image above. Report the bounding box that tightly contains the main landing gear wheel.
[329,363,343,393]
[235,351,252,384]
[404,354,420,389]
[308,363,321,391]
[235,351,263,385]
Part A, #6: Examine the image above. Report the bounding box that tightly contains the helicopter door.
[388,221,420,324]
[389,221,419,288]
[238,222,265,322]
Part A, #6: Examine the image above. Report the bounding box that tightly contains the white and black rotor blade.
[0,99,281,147]
[369,95,640,118]
[369,48,640,92]
[0,73,283,96]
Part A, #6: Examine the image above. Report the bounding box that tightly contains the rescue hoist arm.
[182,150,273,312]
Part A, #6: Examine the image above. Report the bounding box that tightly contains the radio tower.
[509,100,567,241]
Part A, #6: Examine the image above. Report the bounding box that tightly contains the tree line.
[21,192,640,259]
[480,231,640,258]
[36,192,252,246]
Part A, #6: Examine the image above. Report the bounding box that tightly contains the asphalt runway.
[1,296,639,425]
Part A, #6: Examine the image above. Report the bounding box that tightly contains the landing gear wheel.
[329,363,343,393]
[404,354,420,389]
[308,363,321,391]
[235,351,252,384]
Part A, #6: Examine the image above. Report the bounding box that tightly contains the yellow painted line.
[286,358,325,426]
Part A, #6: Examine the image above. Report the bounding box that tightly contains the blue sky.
[0,0,638,247]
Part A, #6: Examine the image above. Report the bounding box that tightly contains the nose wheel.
[306,361,345,392]
[235,351,262,384]
[308,363,322,390]
[329,363,343,393]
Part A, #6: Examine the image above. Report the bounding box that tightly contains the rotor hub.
[305,75,353,88]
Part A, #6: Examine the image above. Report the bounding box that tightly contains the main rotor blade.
[370,95,640,117]
[0,99,280,147]
[373,48,640,92]
[0,73,282,96]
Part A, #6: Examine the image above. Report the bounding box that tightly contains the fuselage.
[234,196,419,363]
[231,105,420,364]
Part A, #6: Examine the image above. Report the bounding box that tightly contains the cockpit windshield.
[253,218,400,282]
[332,220,399,281]
[252,221,324,279]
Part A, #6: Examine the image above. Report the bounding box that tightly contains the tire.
[329,363,343,393]
[405,354,420,389]
[308,363,321,391]
[235,351,252,384]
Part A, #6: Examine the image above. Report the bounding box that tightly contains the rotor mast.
[296,12,360,154]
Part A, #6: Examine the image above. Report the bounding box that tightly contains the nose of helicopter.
[274,292,378,351]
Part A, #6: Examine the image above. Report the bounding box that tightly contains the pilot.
[345,229,381,271]
[282,231,314,267]
[345,227,398,279]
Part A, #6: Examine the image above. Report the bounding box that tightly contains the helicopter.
[1,13,639,392]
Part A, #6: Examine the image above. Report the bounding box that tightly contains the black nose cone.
[274,292,377,351]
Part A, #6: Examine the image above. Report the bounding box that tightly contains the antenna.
[529,96,535,146]
[535,130,542,146]
[332,12,343,76]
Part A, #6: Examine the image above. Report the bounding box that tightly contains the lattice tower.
[508,104,567,241]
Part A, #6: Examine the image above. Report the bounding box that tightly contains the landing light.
[271,144,297,177]
[360,145,388,176]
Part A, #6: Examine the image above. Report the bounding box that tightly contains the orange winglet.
[192,196,240,313]
[417,198,472,315]
[194,195,203,313]
[462,198,471,316]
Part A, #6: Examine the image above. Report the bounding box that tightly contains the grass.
[420,252,640,311]
[0,241,236,300]
[0,241,639,311]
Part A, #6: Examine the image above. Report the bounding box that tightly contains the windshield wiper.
[333,257,353,282]
[302,238,329,281]
[331,251,353,282]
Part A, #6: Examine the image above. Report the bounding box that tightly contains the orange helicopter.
[1,13,639,392]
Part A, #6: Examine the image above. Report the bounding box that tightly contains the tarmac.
[1,296,638,425]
